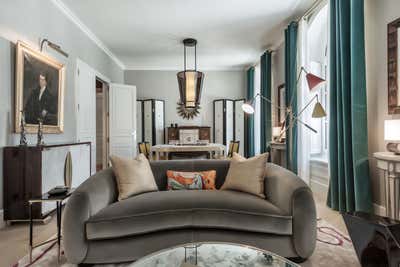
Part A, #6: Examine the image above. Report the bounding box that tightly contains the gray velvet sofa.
[63,160,316,264]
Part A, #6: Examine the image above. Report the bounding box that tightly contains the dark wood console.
[167,126,211,144]
[3,142,91,221]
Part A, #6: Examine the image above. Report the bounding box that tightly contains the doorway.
[96,78,110,171]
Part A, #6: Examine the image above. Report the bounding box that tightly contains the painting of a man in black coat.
[24,72,58,125]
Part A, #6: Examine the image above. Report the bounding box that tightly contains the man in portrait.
[24,72,57,125]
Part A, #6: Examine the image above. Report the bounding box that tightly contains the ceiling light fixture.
[177,38,204,108]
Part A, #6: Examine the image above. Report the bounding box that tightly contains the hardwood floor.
[0,192,346,267]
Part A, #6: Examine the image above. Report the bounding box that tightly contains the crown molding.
[51,0,126,70]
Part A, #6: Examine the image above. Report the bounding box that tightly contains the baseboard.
[0,209,5,229]
[373,203,386,217]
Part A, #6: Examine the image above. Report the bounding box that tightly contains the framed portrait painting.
[15,41,65,133]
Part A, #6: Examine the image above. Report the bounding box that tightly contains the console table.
[374,152,400,219]
[3,142,91,222]
[151,144,225,160]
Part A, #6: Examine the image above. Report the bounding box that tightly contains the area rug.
[13,220,360,267]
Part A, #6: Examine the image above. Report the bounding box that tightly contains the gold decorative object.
[177,102,201,120]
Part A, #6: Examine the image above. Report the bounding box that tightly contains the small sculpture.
[19,110,27,146]
[36,114,44,146]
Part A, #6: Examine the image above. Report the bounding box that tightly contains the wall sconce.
[40,38,69,58]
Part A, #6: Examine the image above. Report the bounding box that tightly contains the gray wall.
[0,0,124,212]
[124,70,246,140]
[365,0,400,208]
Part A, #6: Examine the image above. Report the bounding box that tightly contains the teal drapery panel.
[284,22,298,174]
[260,51,272,154]
[245,67,255,157]
[327,0,372,212]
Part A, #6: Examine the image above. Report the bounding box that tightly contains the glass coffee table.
[130,242,299,267]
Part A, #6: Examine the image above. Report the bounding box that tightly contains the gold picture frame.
[15,41,65,133]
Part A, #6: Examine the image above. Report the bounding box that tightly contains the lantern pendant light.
[177,38,204,108]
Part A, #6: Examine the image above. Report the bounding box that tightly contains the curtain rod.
[296,0,326,22]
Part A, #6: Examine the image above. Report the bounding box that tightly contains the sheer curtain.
[297,18,312,185]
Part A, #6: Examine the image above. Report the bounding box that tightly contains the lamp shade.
[242,102,255,114]
[311,101,327,118]
[384,120,400,141]
[177,70,204,108]
[306,73,326,91]
[272,127,281,137]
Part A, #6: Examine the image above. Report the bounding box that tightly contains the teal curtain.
[327,0,372,212]
[260,51,272,154]
[245,67,255,157]
[284,22,298,174]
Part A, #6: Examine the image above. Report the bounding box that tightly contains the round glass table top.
[130,242,299,267]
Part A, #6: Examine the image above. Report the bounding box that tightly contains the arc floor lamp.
[242,67,327,137]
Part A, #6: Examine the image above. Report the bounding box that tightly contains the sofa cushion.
[85,190,292,240]
[221,153,268,198]
[110,154,158,201]
[167,170,217,190]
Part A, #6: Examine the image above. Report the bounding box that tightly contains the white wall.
[124,70,245,140]
[365,0,400,207]
[0,0,124,217]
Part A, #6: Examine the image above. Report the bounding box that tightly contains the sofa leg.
[78,264,94,267]
[288,257,307,263]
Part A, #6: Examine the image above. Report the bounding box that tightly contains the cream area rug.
[13,220,360,267]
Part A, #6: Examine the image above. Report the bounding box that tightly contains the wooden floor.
[0,191,346,267]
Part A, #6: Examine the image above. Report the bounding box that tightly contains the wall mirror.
[277,84,286,126]
[388,18,400,114]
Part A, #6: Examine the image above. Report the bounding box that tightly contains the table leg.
[156,151,160,161]
[57,201,61,262]
[29,202,33,263]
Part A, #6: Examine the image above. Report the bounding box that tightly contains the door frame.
[75,58,111,173]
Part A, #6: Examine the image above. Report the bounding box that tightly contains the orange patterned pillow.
[167,170,216,190]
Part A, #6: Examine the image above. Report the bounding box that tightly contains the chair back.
[227,140,240,158]
[138,142,149,157]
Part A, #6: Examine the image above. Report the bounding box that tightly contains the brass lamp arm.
[252,93,286,110]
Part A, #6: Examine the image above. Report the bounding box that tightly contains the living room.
[0,0,399,266]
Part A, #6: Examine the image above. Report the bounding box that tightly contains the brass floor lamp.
[242,67,327,149]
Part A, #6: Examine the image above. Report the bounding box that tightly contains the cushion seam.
[87,208,292,224]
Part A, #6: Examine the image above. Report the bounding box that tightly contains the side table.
[373,152,400,219]
[28,189,74,263]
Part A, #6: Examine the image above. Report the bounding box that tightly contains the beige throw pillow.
[221,152,268,198]
[110,154,158,201]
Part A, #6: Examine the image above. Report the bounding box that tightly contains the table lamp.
[384,119,400,154]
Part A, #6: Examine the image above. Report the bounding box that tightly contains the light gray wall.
[124,70,245,139]
[0,0,124,212]
[365,0,400,207]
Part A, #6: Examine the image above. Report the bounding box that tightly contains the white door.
[109,83,137,159]
[76,60,96,174]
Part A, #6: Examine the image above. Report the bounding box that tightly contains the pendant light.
[177,38,204,108]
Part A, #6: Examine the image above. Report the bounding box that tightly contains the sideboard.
[3,142,91,222]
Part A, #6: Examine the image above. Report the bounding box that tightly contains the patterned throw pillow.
[167,170,217,190]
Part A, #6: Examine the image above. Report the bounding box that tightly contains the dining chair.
[138,142,150,158]
[214,140,240,159]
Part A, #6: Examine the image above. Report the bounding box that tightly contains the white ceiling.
[60,0,314,70]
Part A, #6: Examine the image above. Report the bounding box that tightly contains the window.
[306,4,329,159]
[254,63,261,155]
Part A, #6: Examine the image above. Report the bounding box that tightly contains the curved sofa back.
[149,159,231,190]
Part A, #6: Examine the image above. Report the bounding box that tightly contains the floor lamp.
[242,67,327,145]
